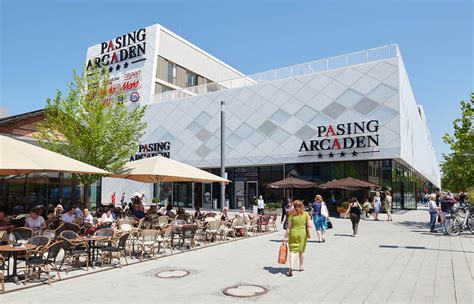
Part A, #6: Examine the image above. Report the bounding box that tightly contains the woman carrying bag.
[282,200,311,277]
[311,195,328,243]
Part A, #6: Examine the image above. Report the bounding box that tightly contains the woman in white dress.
[373,191,382,221]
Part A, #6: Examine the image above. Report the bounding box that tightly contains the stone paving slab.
[2,208,473,304]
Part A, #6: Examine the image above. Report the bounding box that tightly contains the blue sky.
[1,0,472,163]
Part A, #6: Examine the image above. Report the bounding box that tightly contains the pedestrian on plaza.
[345,198,362,236]
[440,195,456,235]
[257,195,265,215]
[428,193,440,233]
[120,192,126,207]
[283,200,311,277]
[373,191,382,221]
[384,191,393,221]
[282,200,294,230]
[311,194,328,243]
[111,192,116,206]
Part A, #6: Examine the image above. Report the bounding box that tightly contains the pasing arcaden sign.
[299,120,379,158]
[130,142,170,162]
[86,28,146,70]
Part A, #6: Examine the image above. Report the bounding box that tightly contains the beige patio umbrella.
[111,155,229,183]
[0,135,109,175]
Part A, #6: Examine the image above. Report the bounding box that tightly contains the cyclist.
[440,195,457,235]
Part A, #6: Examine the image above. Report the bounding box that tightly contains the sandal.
[287,269,293,277]
[299,268,304,272]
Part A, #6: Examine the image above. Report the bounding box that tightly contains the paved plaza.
[3,208,473,304]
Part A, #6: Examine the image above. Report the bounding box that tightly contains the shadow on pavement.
[263,266,287,275]
[394,221,429,230]
[379,244,473,254]
[333,233,353,237]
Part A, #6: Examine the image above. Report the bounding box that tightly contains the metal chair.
[41,230,56,240]
[11,227,34,241]
[100,233,130,268]
[25,241,63,285]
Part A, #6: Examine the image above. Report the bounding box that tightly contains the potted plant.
[265,202,280,216]
[337,201,349,217]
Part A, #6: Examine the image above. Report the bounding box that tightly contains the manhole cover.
[223,284,269,298]
[154,269,190,279]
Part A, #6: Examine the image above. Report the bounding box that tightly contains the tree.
[440,93,474,191]
[36,68,147,207]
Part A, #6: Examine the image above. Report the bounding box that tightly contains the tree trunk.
[83,184,91,209]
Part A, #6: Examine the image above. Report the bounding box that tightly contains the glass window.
[186,71,198,87]
[167,61,176,84]
[161,85,173,93]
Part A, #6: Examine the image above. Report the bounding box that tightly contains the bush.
[265,202,281,210]
[340,201,349,209]
[152,197,160,204]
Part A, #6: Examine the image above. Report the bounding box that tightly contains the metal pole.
[220,101,226,211]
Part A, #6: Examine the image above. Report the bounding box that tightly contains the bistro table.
[0,243,36,284]
[79,235,110,267]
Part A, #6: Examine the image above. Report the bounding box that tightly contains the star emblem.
[317,153,323,159]
[328,152,334,158]
[116,64,121,71]
[340,151,345,157]
[352,150,358,157]
[108,66,114,73]
[124,62,129,68]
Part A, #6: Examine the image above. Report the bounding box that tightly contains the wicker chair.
[25,241,63,285]
[157,216,170,229]
[11,227,34,241]
[61,238,89,274]
[268,214,278,231]
[156,226,173,255]
[100,233,130,268]
[232,217,246,238]
[0,256,5,292]
[205,220,223,245]
[138,229,159,260]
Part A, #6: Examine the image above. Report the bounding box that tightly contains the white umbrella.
[0,135,109,175]
[111,155,228,183]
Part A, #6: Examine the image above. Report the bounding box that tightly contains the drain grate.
[223,284,269,298]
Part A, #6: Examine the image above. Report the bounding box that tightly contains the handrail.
[153,44,399,103]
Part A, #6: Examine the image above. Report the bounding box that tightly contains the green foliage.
[265,202,281,210]
[441,93,474,191]
[35,68,147,187]
[340,201,350,209]
[152,197,160,204]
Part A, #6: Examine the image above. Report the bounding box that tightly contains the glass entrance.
[203,183,212,209]
[246,181,258,208]
[234,181,245,208]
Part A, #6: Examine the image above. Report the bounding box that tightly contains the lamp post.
[220,101,226,211]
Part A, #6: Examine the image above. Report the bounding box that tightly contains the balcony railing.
[153,44,398,103]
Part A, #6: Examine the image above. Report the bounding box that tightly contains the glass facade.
[149,159,434,211]
[0,173,101,214]
[0,159,435,214]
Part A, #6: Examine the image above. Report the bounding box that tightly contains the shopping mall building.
[0,23,440,212]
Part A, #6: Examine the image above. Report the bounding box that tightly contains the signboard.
[130,141,171,161]
[299,120,380,159]
[85,25,158,105]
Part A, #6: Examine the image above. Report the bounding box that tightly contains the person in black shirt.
[345,198,362,237]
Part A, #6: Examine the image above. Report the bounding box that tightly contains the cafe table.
[0,243,36,284]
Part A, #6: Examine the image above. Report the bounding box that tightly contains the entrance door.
[203,183,212,209]
[246,181,258,208]
[234,181,245,208]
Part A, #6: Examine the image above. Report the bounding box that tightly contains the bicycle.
[445,202,474,236]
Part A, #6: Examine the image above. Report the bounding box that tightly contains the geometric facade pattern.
[103,56,440,202]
